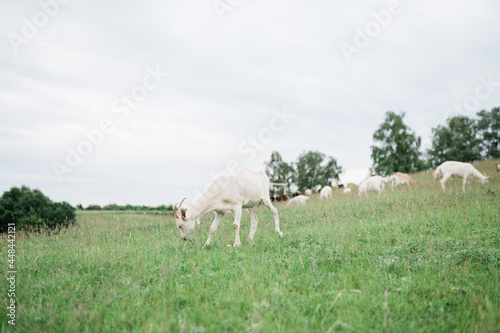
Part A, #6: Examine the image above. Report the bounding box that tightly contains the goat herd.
[173,162,497,246]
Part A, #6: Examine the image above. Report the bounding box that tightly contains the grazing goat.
[496,164,500,172]
[390,172,416,188]
[320,186,332,200]
[275,194,289,202]
[433,161,489,191]
[343,188,352,194]
[331,183,339,190]
[286,195,310,206]
[347,183,357,188]
[304,189,313,196]
[292,191,303,197]
[358,176,387,196]
[174,169,283,247]
[314,185,323,193]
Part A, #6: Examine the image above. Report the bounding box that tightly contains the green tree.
[0,186,75,232]
[295,151,342,191]
[477,107,500,158]
[371,111,425,175]
[264,151,295,195]
[427,115,481,167]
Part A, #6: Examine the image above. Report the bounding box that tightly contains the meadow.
[2,159,499,332]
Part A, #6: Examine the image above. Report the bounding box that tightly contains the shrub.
[0,186,76,232]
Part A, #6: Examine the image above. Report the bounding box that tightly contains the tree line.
[265,106,499,191]
[77,203,174,211]
[371,107,499,175]
[265,151,343,195]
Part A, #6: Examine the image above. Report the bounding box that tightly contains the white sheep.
[358,176,387,196]
[320,186,332,200]
[286,195,310,206]
[433,161,489,191]
[174,169,283,247]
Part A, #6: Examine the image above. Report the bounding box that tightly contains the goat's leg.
[248,208,259,241]
[204,212,224,247]
[440,174,450,191]
[462,175,468,191]
[233,206,243,247]
[262,198,283,238]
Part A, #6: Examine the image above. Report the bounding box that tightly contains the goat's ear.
[181,209,187,220]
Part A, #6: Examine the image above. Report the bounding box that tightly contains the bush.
[0,186,76,232]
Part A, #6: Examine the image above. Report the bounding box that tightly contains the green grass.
[2,159,500,332]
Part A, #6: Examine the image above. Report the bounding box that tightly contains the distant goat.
[286,195,310,206]
[358,176,387,196]
[343,188,352,194]
[434,161,489,191]
[174,169,283,247]
[304,189,313,196]
[346,183,357,188]
[275,194,289,202]
[390,172,416,188]
[292,191,303,198]
[320,186,332,200]
[496,164,500,172]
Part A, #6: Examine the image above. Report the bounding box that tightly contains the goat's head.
[480,175,490,185]
[174,198,196,241]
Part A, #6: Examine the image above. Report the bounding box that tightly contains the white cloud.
[1,0,499,206]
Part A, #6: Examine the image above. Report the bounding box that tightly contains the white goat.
[320,186,332,200]
[174,169,283,247]
[358,176,387,196]
[304,189,313,196]
[434,161,489,191]
[496,164,500,172]
[343,188,352,194]
[286,195,310,206]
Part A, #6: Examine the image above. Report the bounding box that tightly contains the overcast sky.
[1,0,500,207]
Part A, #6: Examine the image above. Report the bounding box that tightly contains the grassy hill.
[3,159,500,332]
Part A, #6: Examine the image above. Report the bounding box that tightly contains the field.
[2,159,500,332]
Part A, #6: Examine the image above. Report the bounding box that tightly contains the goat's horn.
[178,198,187,210]
[174,203,179,218]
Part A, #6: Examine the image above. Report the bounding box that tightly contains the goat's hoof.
[233,242,241,248]
[276,231,283,238]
